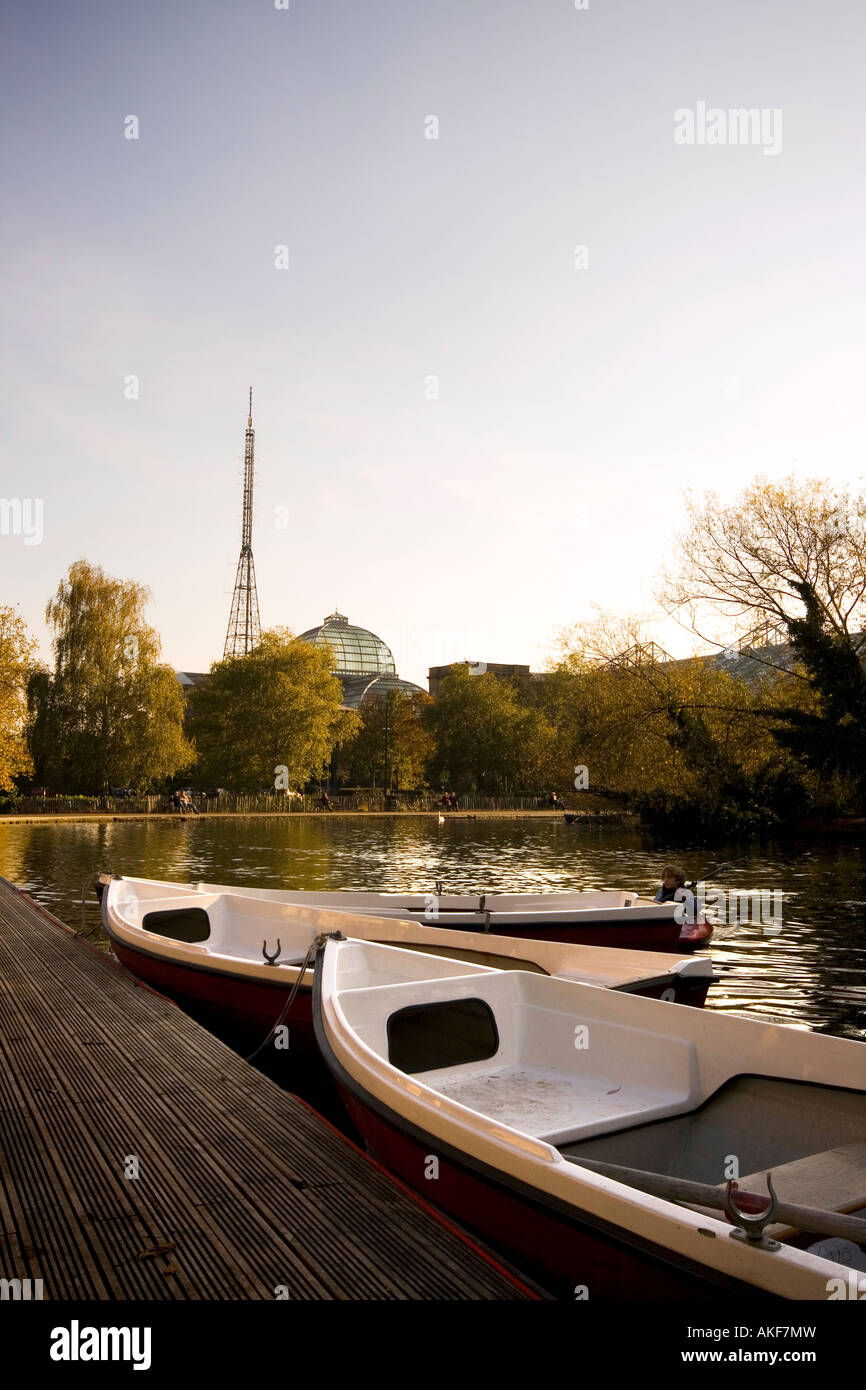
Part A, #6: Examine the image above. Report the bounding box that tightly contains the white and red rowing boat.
[97,875,716,1069]
[208,883,713,951]
[313,935,866,1300]
[107,878,710,951]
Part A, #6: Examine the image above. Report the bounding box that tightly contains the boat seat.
[424,1066,695,1146]
[737,1140,866,1240]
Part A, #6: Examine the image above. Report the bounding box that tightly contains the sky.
[2,0,866,688]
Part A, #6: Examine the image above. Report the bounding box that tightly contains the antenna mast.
[224,388,262,658]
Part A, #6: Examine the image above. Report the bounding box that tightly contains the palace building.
[297,611,425,710]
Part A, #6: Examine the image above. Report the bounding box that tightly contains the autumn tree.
[337,690,434,790]
[0,607,36,792]
[546,613,802,830]
[188,629,350,792]
[426,664,554,794]
[28,560,191,793]
[662,475,866,663]
[662,476,866,812]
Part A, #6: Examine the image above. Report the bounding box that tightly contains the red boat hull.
[106,936,356,1121]
[332,1089,758,1301]
[677,917,714,949]
[472,916,683,952]
[110,937,317,1053]
[109,933,710,1030]
[473,916,712,953]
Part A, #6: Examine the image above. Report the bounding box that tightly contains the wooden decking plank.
[0,881,539,1300]
[1,900,504,1296]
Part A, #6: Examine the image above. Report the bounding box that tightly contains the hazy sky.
[3,0,865,687]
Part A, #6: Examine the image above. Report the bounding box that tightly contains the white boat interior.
[329,940,866,1180]
[190,885,651,914]
[561,1077,866,1188]
[111,880,380,965]
[105,876,711,989]
[131,876,679,927]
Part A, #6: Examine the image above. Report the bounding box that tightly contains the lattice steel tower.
[223,388,262,658]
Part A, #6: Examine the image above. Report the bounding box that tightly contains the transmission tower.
[223,388,262,658]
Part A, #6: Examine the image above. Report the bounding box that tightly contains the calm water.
[1,816,865,1040]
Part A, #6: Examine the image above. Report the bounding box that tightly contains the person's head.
[660,864,686,890]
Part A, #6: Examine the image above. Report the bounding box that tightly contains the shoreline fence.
[5,792,626,817]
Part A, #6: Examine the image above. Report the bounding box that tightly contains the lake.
[1,815,864,1040]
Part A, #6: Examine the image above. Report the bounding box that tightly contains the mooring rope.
[244,930,341,1064]
[79,866,108,938]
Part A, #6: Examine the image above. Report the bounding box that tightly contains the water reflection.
[1,817,864,1039]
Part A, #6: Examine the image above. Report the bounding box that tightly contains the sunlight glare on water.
[1,816,864,1040]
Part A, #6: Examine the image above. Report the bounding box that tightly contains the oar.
[568,1155,866,1245]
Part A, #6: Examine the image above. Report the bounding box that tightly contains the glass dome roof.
[297,612,397,676]
[339,672,426,709]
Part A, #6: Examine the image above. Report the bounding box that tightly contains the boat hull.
[184,882,703,952]
[312,937,866,1300]
[626,972,711,1006]
[330,1079,760,1300]
[454,915,682,952]
[395,914,707,953]
[110,935,315,1049]
[108,929,710,1037]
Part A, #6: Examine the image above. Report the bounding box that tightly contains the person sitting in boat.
[654,864,686,903]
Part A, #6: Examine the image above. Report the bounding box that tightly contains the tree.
[338,690,434,789]
[662,475,866,666]
[188,629,349,791]
[426,665,554,793]
[755,579,866,807]
[388,690,435,789]
[545,615,681,797]
[662,476,866,815]
[547,613,802,830]
[28,560,191,793]
[0,607,36,792]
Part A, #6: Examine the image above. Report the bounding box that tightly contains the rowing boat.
[313,935,866,1299]
[109,878,708,951]
[97,875,716,1074]
[200,884,710,951]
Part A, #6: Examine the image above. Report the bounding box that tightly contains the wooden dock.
[0,878,540,1300]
